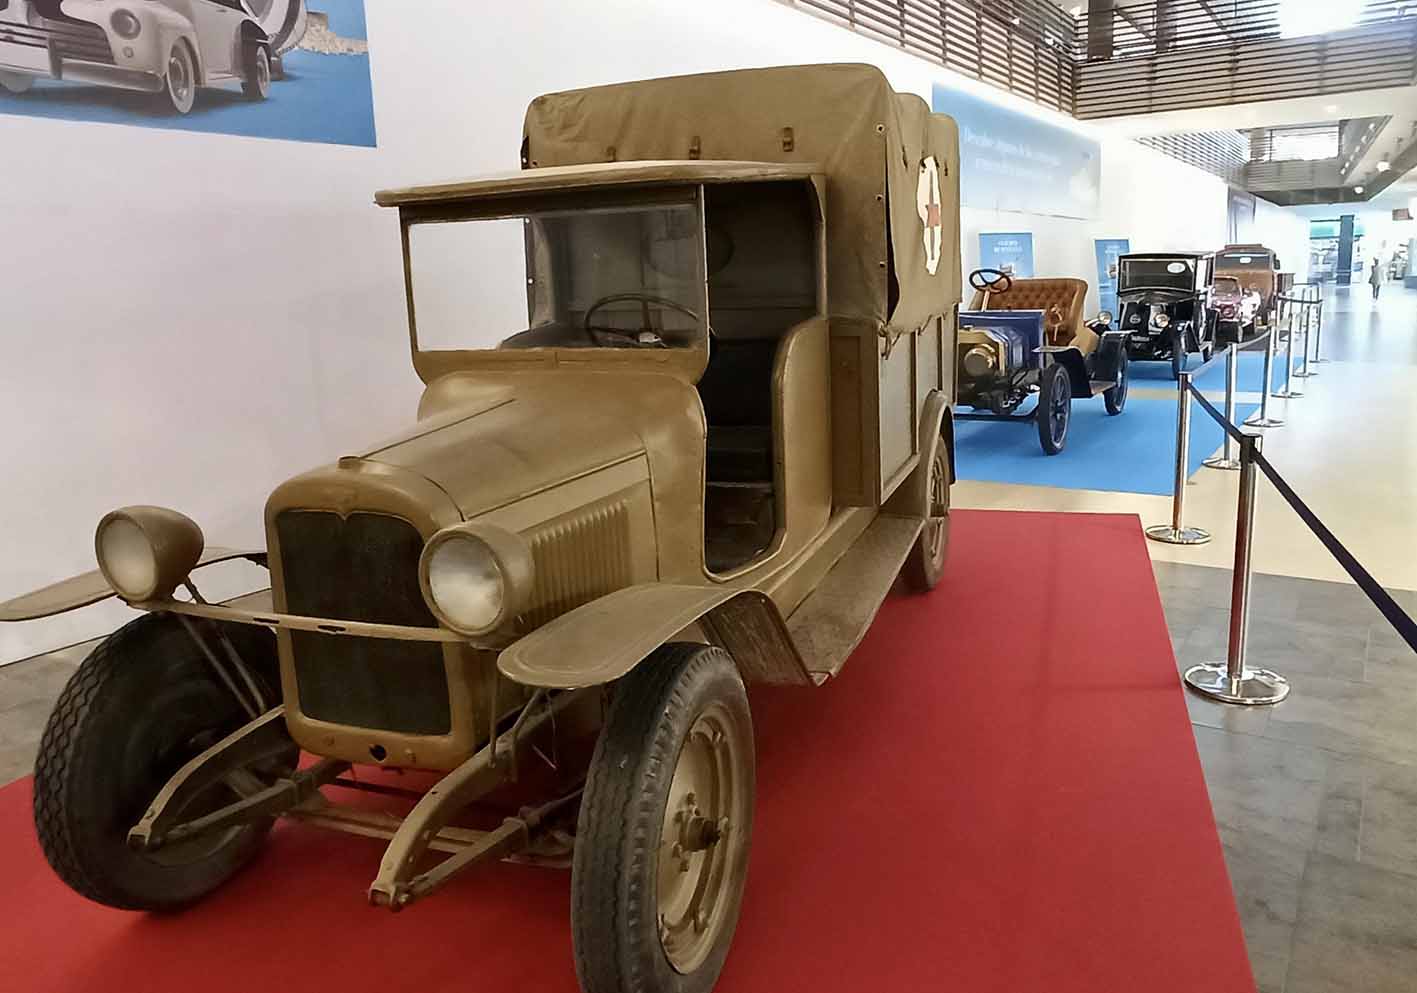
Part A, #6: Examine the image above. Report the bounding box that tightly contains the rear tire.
[572,644,754,993]
[32,614,287,911]
[901,442,951,592]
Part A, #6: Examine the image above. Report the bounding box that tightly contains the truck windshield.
[1119,258,1193,291]
[406,199,707,352]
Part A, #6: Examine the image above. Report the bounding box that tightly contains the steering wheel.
[583,293,701,348]
[969,268,1013,294]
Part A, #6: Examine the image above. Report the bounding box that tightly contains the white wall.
[0,0,1251,663]
[1249,198,1312,283]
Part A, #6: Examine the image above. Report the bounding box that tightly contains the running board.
[785,514,923,683]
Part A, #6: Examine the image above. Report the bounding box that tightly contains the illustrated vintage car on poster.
[1116,251,1218,379]
[0,0,308,113]
[0,65,962,993]
[955,270,1128,455]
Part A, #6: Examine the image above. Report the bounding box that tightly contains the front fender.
[0,547,264,622]
[497,584,814,689]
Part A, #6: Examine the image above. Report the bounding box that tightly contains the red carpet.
[0,510,1252,993]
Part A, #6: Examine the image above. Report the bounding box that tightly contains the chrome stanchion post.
[1295,293,1316,378]
[1146,369,1211,545]
[1244,329,1284,428]
[1204,345,1241,470]
[1310,285,1327,364]
[1273,300,1303,399]
[1184,432,1291,705]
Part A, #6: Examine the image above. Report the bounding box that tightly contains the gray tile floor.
[1157,559,1417,993]
[2,566,1414,992]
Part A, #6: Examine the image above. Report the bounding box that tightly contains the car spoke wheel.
[1104,349,1128,416]
[163,43,195,114]
[572,643,754,993]
[1036,363,1071,455]
[901,442,951,592]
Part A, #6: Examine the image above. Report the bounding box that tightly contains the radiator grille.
[276,511,451,736]
[518,501,632,630]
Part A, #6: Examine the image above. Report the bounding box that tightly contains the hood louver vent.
[518,501,632,630]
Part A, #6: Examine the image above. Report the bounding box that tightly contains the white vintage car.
[0,0,306,114]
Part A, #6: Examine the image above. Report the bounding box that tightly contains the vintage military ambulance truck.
[2,64,961,993]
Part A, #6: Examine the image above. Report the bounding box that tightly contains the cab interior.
[696,181,818,573]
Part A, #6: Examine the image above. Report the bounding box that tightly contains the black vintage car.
[1116,252,1218,379]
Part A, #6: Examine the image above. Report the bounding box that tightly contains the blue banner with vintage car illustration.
[932,83,1101,220]
[1095,238,1130,316]
[0,0,374,146]
[979,232,1035,278]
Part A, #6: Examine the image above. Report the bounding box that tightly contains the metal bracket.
[127,706,315,851]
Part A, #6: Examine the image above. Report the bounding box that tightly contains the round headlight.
[1096,310,1114,326]
[962,345,996,377]
[111,10,142,39]
[1153,312,1172,328]
[419,524,533,636]
[95,506,204,601]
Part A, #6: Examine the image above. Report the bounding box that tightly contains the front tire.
[162,41,196,114]
[0,71,35,95]
[32,614,287,911]
[572,644,754,993]
[901,442,951,592]
[1171,332,1187,379]
[1104,348,1129,415]
[241,44,271,100]
[1037,362,1071,455]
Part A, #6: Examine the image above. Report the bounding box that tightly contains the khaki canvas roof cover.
[523,63,961,332]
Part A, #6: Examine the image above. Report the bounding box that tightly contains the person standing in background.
[1369,257,1384,301]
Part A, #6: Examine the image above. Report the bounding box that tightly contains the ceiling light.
[1378,161,1392,172]
[1355,186,1364,193]
[1325,105,1338,114]
[1369,123,1377,132]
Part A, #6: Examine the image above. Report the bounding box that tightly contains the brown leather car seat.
[969,277,1096,353]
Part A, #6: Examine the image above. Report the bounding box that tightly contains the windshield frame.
[398,185,711,384]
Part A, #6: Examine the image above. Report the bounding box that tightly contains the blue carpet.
[0,49,375,147]
[1130,350,1285,393]
[955,396,1259,495]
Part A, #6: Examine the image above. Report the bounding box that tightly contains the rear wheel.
[1104,348,1129,415]
[241,44,271,100]
[1037,363,1071,455]
[572,644,754,993]
[32,614,288,911]
[901,442,951,592]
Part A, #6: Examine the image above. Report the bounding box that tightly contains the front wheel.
[0,71,35,94]
[1037,362,1071,455]
[901,442,951,592]
[1170,332,1187,380]
[572,644,754,993]
[32,614,289,910]
[1104,348,1129,415]
[242,44,271,100]
[161,41,196,114]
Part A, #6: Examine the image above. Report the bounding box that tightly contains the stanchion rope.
[1186,383,1417,654]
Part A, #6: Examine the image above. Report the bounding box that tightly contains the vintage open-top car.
[1116,251,1218,378]
[1,65,961,993]
[955,270,1128,454]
